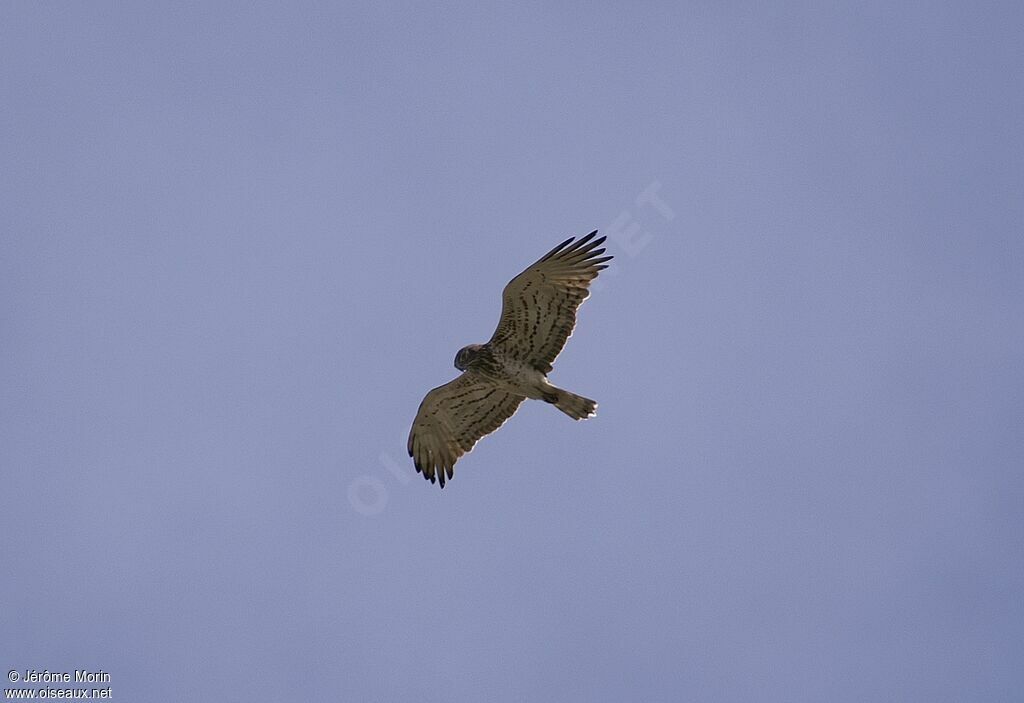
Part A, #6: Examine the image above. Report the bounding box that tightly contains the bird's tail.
[543,387,598,420]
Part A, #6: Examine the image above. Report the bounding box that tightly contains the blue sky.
[2,3,1022,701]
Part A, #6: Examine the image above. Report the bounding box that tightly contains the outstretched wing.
[488,231,612,373]
[407,372,526,487]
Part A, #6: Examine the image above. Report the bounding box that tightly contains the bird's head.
[454,344,482,371]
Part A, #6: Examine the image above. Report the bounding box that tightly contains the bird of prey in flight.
[408,231,612,487]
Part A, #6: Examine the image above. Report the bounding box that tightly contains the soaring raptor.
[408,231,612,487]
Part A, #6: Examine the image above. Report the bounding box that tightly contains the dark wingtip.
[540,230,602,263]
[541,236,575,261]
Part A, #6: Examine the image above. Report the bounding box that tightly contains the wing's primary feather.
[489,230,612,373]
[407,372,526,487]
